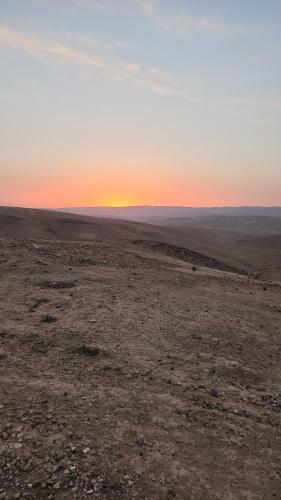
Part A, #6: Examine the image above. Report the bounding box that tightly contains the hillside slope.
[0,207,171,242]
[0,235,280,499]
[0,207,245,275]
[1,206,280,278]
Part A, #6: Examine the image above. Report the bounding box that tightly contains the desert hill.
[0,206,280,499]
[0,207,246,275]
[0,206,171,242]
[2,206,280,279]
[53,206,281,279]
[154,215,281,233]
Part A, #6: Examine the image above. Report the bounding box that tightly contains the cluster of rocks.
[0,441,134,499]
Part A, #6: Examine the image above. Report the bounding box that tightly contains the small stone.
[14,442,23,449]
[210,388,220,398]
[53,482,60,490]
[41,314,57,324]
[83,447,90,454]
[136,438,145,448]
[78,345,100,357]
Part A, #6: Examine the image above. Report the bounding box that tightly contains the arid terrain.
[0,207,281,499]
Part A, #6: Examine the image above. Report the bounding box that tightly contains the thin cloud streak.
[0,25,184,97]
[0,25,279,109]
[64,33,129,51]
[0,26,103,66]
[136,0,268,36]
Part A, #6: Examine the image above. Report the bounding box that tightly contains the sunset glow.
[0,1,281,208]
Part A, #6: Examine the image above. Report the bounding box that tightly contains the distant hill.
[1,207,280,279]
[0,206,244,275]
[0,206,175,242]
[159,215,281,233]
[59,205,281,221]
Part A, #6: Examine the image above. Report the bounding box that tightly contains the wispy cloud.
[0,26,103,66]
[65,33,128,51]
[1,24,278,109]
[0,25,184,97]
[136,0,266,36]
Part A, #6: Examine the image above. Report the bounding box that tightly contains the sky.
[0,0,281,208]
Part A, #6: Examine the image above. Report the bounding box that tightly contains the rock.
[83,447,90,454]
[14,442,23,449]
[41,314,57,324]
[40,281,76,289]
[136,438,145,448]
[78,345,100,357]
[210,388,220,398]
[53,482,60,490]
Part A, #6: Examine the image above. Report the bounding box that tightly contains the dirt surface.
[0,235,281,500]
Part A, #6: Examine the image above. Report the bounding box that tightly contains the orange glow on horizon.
[101,196,136,208]
[3,158,272,208]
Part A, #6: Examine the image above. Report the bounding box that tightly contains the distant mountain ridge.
[59,206,281,220]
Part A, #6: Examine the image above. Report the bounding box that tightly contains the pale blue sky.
[0,0,280,207]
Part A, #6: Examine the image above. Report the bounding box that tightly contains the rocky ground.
[0,238,281,499]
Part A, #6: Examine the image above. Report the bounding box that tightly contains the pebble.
[14,443,23,449]
[210,388,220,398]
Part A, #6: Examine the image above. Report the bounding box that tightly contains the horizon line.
[1,204,281,210]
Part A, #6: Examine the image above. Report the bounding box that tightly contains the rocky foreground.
[0,238,281,499]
